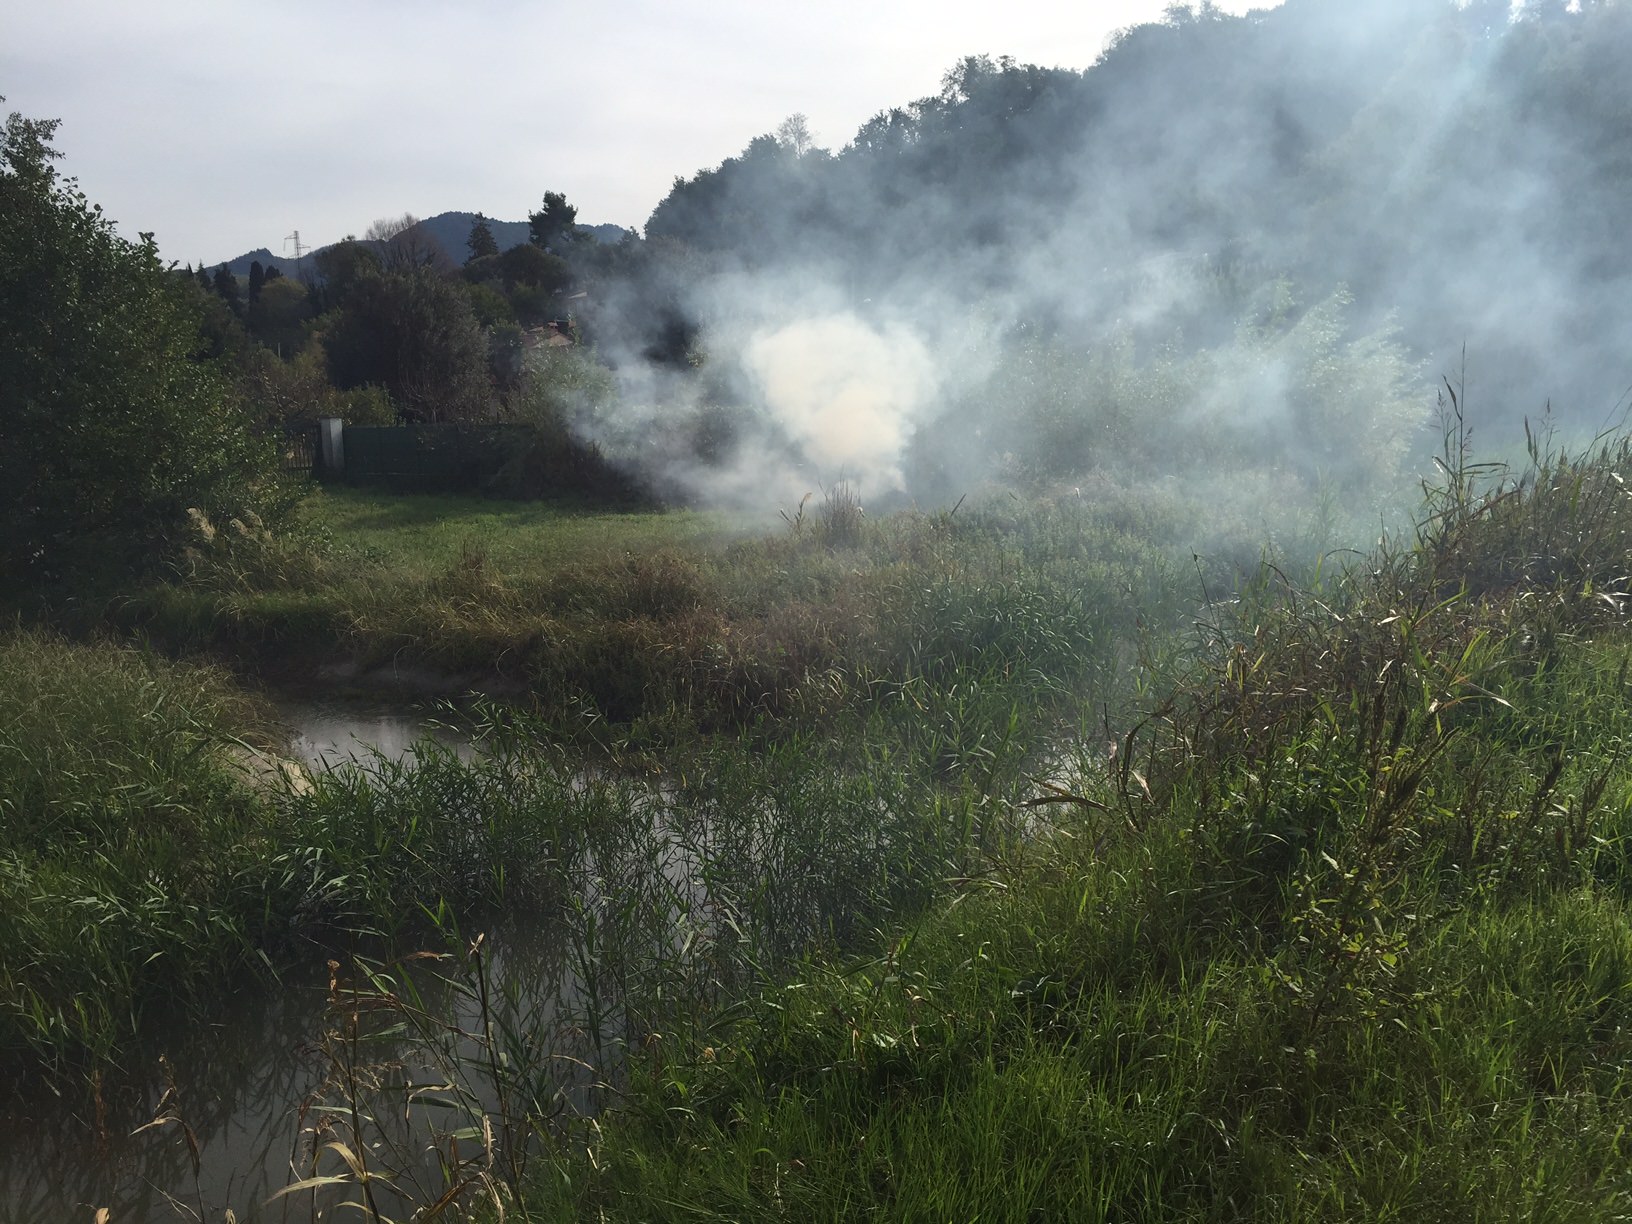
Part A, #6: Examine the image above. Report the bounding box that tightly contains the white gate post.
[318,417,345,475]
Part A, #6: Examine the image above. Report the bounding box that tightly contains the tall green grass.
[515,426,1632,1221]
[112,483,1212,746]
[0,631,277,1069]
[18,430,1581,1214]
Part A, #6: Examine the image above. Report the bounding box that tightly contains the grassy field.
[295,485,765,572]
[112,479,1219,742]
[0,478,1196,1076]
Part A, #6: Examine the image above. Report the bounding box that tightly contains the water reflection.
[0,927,593,1223]
[0,964,328,1223]
[277,696,478,772]
[0,725,957,1221]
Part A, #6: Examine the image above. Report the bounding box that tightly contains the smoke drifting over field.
[740,313,938,499]
[566,0,1632,522]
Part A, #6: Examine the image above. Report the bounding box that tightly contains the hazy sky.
[3,1,1276,266]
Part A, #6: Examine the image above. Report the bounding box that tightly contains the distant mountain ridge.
[208,212,633,280]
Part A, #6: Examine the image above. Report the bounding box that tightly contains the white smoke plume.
[740,312,937,500]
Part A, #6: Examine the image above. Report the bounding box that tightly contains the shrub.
[0,107,285,584]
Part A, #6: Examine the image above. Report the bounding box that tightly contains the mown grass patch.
[295,485,761,575]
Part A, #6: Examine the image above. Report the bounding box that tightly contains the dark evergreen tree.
[323,267,492,423]
[466,212,499,263]
[212,264,242,316]
[247,259,265,306]
[306,239,381,315]
[528,191,579,253]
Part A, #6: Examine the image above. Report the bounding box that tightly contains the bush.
[322,267,494,423]
[488,349,647,501]
[0,107,285,584]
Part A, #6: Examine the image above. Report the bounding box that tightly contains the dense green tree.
[245,276,311,356]
[0,105,281,581]
[242,343,394,430]
[179,266,249,362]
[465,242,574,326]
[212,264,242,316]
[307,238,381,314]
[466,212,499,262]
[247,258,265,305]
[528,190,580,253]
[464,280,516,327]
[323,267,492,422]
[500,243,571,291]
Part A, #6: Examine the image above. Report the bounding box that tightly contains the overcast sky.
[3,1,1276,266]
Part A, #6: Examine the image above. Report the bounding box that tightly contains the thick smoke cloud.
[741,313,938,499]
[563,0,1632,524]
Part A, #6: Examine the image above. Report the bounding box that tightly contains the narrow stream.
[0,929,594,1224]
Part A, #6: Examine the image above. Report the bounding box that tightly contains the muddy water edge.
[3,673,1008,1220]
[0,693,557,1222]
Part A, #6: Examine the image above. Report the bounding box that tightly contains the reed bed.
[517,425,1632,1221]
[18,433,1599,1218]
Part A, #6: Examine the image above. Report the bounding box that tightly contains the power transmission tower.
[284,229,309,280]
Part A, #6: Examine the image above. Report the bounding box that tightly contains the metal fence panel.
[340,424,529,492]
[282,424,317,475]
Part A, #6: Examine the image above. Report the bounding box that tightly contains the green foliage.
[243,274,310,355]
[21,425,1632,1219]
[322,267,493,423]
[464,243,575,326]
[0,629,277,1068]
[307,237,381,315]
[466,211,499,262]
[528,189,580,253]
[525,428,1632,1223]
[466,279,516,327]
[241,344,394,429]
[0,106,284,584]
[210,263,242,315]
[484,349,640,500]
[514,345,618,432]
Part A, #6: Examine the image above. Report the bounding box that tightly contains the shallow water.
[0,713,881,1221]
[0,964,329,1223]
[0,930,594,1223]
[0,702,564,1223]
[276,695,478,771]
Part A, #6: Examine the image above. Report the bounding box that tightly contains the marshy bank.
[521,429,1632,1221]
[2,481,1217,1217]
[0,632,1091,1220]
[18,434,1632,1220]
